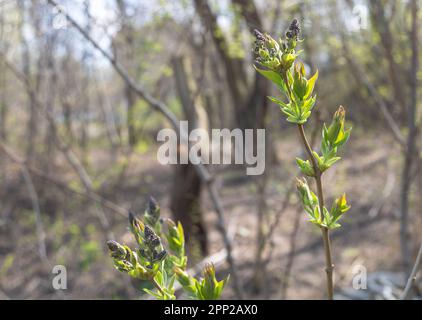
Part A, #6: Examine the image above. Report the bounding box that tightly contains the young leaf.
[305,70,318,99]
[254,66,283,87]
[268,96,290,109]
[296,157,315,177]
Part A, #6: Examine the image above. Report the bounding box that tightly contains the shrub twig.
[401,244,422,300]
[253,20,351,300]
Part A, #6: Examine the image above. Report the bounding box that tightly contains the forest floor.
[0,129,421,299]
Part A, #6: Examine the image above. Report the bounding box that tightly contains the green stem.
[297,124,319,179]
[151,277,166,296]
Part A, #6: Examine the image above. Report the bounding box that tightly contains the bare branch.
[401,244,422,300]
[21,166,48,263]
[341,42,406,148]
[0,52,113,238]
[0,140,129,217]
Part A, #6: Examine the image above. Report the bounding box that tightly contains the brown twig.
[0,140,129,217]
[0,53,114,238]
[339,35,406,149]
[401,243,422,300]
[21,166,48,263]
[297,123,334,300]
[280,118,321,299]
[280,205,301,299]
[399,0,419,272]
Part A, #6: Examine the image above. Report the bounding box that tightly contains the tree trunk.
[18,0,39,161]
[170,56,208,256]
[369,1,407,118]
[194,0,248,127]
[115,0,138,147]
[400,0,418,272]
[0,7,7,142]
[170,162,207,256]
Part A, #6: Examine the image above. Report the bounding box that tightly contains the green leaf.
[305,70,318,99]
[254,66,283,87]
[282,53,296,68]
[334,127,352,147]
[155,270,164,285]
[312,151,323,166]
[296,158,315,177]
[324,156,341,168]
[296,177,321,222]
[312,206,321,222]
[328,222,341,229]
[322,207,331,226]
[143,288,162,299]
[280,106,295,117]
[302,96,316,114]
[268,96,289,109]
[327,193,351,229]
[286,116,301,123]
[293,78,307,100]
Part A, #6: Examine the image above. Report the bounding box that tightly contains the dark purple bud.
[286,18,300,40]
[254,29,265,42]
[107,240,119,251]
[155,250,167,261]
[144,225,154,239]
[107,240,127,259]
[150,236,160,247]
[147,196,159,214]
[129,211,140,229]
[139,248,147,258]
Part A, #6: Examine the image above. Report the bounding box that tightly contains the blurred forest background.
[0,0,421,299]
